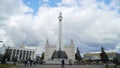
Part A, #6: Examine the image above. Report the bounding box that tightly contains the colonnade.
[8,49,35,61]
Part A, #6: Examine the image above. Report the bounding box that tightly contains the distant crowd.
[23,58,41,67]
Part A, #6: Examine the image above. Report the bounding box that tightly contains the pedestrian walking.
[30,59,33,66]
[61,59,65,68]
[24,60,27,66]
[69,59,72,66]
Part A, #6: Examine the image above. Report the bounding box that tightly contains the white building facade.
[45,39,75,60]
[45,39,56,60]
[0,45,36,61]
[64,40,75,60]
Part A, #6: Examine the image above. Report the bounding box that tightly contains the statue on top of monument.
[71,39,74,45]
[58,12,63,21]
[46,38,49,45]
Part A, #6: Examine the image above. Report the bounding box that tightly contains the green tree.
[75,47,82,62]
[1,46,11,64]
[41,52,44,61]
[113,57,118,64]
[100,47,109,63]
[0,54,3,61]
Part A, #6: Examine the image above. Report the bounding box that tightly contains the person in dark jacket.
[30,59,33,66]
[24,60,27,66]
[61,59,65,68]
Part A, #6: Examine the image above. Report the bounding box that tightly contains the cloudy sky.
[0,0,120,54]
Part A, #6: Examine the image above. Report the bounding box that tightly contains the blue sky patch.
[97,0,112,5]
[23,0,61,15]
[104,0,112,5]
[47,0,61,7]
[23,0,41,15]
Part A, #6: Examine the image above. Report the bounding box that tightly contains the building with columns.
[0,45,36,61]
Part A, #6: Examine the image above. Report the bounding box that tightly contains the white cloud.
[42,0,49,3]
[0,0,120,54]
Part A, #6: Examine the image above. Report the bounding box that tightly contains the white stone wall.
[44,39,75,60]
[64,44,75,60]
[0,46,36,61]
[45,44,75,60]
[0,46,6,54]
[45,45,56,60]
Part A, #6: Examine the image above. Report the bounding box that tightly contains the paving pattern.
[16,64,105,68]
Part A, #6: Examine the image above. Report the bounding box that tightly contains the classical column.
[31,51,33,59]
[15,49,17,57]
[29,51,31,59]
[18,50,20,61]
[21,50,24,60]
[10,49,13,61]
[24,51,27,60]
[28,51,30,59]
[32,51,34,59]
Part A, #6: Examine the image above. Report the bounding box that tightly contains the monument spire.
[71,38,74,45]
[58,12,63,51]
[46,38,49,45]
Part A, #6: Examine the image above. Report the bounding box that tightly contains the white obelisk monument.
[58,12,63,51]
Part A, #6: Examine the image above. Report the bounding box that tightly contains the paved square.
[16,64,105,68]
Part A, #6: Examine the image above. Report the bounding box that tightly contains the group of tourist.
[24,59,34,66]
[24,59,72,67]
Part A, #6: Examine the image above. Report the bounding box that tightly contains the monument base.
[44,59,74,64]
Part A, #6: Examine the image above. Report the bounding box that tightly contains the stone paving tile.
[16,64,105,68]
